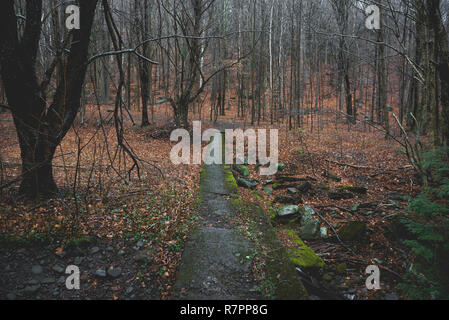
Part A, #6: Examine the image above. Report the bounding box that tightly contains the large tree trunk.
[0,0,98,199]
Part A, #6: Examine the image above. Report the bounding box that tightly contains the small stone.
[107,267,122,278]
[24,285,41,294]
[126,287,134,294]
[288,188,298,195]
[95,269,107,278]
[263,188,273,196]
[136,241,144,248]
[320,227,328,239]
[276,205,300,218]
[299,213,320,240]
[74,257,83,265]
[52,265,65,274]
[31,265,43,275]
[41,278,56,285]
[90,247,100,254]
[373,258,384,265]
[237,178,259,189]
[118,250,126,256]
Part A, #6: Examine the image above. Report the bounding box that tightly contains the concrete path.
[173,163,261,300]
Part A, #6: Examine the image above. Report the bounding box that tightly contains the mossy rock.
[277,163,286,171]
[336,263,347,274]
[285,230,325,269]
[235,165,250,177]
[338,221,367,242]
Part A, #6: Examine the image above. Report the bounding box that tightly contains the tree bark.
[0,0,98,198]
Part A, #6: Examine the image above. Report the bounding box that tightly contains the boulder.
[276,205,300,218]
[299,209,321,240]
[285,230,325,269]
[237,178,259,189]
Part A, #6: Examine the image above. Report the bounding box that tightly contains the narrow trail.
[173,162,262,300]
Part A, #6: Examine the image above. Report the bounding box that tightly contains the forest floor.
[0,106,419,300]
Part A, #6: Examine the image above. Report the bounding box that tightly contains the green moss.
[223,165,239,196]
[230,201,308,300]
[336,263,347,274]
[66,236,91,249]
[285,230,325,269]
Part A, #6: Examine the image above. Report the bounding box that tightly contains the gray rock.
[263,188,274,196]
[52,265,65,274]
[118,249,126,256]
[74,257,83,265]
[276,205,300,218]
[237,178,259,189]
[126,287,134,294]
[41,278,56,285]
[320,227,328,239]
[31,265,43,275]
[95,269,107,278]
[302,205,316,216]
[299,212,320,240]
[136,240,144,248]
[287,188,298,195]
[90,247,100,254]
[107,267,122,278]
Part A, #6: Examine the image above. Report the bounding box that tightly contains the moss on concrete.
[285,230,325,269]
[223,165,239,196]
[230,200,309,300]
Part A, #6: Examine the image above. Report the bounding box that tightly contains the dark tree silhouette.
[0,0,99,198]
